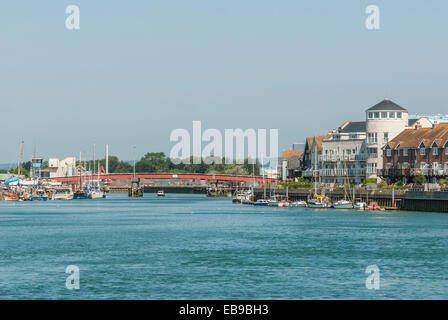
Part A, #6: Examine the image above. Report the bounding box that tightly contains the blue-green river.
[0,193,447,299]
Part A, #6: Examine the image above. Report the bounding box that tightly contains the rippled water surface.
[0,193,447,299]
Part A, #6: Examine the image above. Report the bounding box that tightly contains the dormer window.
[386,149,392,157]
[420,147,426,155]
[433,147,438,155]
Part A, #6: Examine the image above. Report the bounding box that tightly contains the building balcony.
[319,154,367,162]
[379,168,448,177]
[319,169,366,177]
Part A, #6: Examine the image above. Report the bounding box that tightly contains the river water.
[0,193,447,299]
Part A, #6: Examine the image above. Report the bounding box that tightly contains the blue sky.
[0,0,447,163]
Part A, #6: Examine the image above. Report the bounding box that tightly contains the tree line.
[1,152,261,177]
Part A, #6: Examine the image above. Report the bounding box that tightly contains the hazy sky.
[1,0,447,163]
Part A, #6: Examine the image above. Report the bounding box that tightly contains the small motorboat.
[253,199,269,206]
[32,189,48,201]
[333,200,353,209]
[52,188,74,200]
[290,200,307,208]
[354,202,367,210]
[74,189,90,199]
[157,190,165,197]
[277,201,290,207]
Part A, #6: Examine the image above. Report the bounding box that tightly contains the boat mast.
[79,152,82,190]
[133,146,136,178]
[18,141,24,176]
[261,154,266,199]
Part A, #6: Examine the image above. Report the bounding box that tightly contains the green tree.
[414,174,426,185]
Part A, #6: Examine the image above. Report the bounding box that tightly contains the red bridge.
[51,173,276,183]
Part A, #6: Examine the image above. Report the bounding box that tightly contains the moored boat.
[333,200,353,209]
[253,199,269,206]
[157,190,165,197]
[74,189,90,199]
[290,200,307,208]
[32,189,48,201]
[52,188,74,200]
[354,202,367,210]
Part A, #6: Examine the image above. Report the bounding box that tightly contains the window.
[386,163,392,169]
[420,162,426,169]
[389,112,395,118]
[374,112,380,118]
[433,147,438,155]
[445,148,448,155]
[368,112,373,119]
[403,148,408,156]
[420,148,426,155]
[368,133,377,144]
[383,132,389,143]
[397,112,402,118]
[381,112,388,118]
[386,149,392,157]
[403,162,409,169]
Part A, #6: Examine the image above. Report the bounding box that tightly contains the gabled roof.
[282,149,304,160]
[339,121,366,133]
[387,123,448,149]
[366,99,407,112]
[305,135,330,153]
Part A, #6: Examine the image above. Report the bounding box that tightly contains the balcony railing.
[319,169,366,177]
[319,154,367,162]
[379,168,448,177]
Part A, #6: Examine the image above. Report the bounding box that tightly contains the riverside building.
[381,122,448,184]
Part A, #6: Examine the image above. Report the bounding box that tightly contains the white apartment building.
[48,157,77,178]
[365,99,432,179]
[320,121,367,185]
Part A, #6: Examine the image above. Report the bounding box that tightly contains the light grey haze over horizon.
[1,0,447,163]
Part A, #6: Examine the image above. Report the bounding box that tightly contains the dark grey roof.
[366,99,407,112]
[408,119,418,127]
[339,121,366,133]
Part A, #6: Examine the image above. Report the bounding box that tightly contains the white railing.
[319,169,366,177]
[319,154,367,162]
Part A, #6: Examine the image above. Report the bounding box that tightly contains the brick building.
[381,122,448,184]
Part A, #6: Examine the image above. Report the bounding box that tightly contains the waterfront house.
[320,121,367,185]
[281,149,304,179]
[302,135,330,179]
[381,122,448,184]
[365,99,432,180]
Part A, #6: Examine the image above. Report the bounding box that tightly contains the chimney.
[415,121,422,130]
[432,120,438,129]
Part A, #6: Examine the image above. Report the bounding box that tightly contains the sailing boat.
[89,145,106,199]
[307,137,330,208]
[74,152,90,199]
[333,153,353,209]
